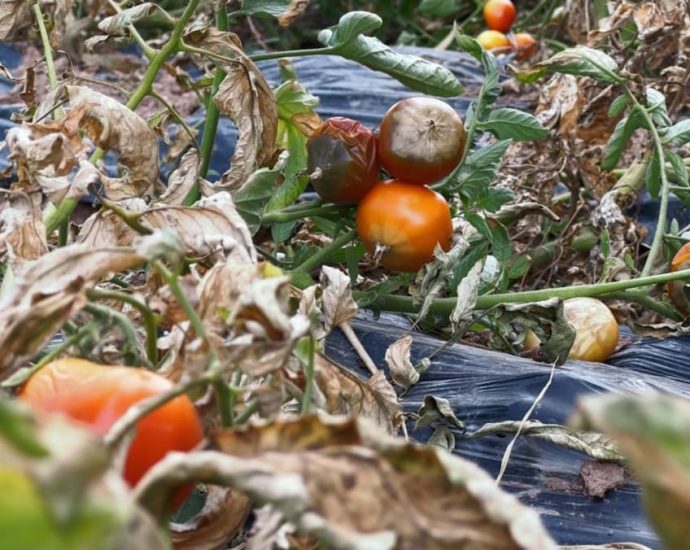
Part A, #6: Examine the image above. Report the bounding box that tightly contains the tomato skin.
[524,298,619,362]
[377,97,466,186]
[19,359,204,507]
[307,117,379,205]
[476,30,511,52]
[483,0,517,33]
[356,179,453,272]
[668,242,690,314]
[511,32,538,61]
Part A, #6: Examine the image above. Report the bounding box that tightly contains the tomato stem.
[235,398,261,425]
[300,336,315,415]
[291,229,358,275]
[87,288,159,365]
[353,268,690,318]
[262,203,343,224]
[84,303,152,367]
[214,379,234,427]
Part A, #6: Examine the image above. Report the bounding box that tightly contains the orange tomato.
[19,359,204,507]
[483,0,517,33]
[355,179,453,272]
[524,298,619,362]
[377,97,466,186]
[511,32,538,61]
[668,241,690,314]
[476,30,511,52]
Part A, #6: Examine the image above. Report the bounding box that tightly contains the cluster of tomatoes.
[475,0,537,61]
[308,97,466,272]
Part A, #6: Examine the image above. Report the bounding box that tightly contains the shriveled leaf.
[318,12,462,97]
[98,3,162,37]
[313,355,401,434]
[186,28,277,193]
[320,266,358,332]
[158,149,200,206]
[384,336,419,390]
[450,258,483,330]
[467,420,623,461]
[0,0,32,40]
[427,425,455,451]
[572,394,690,550]
[170,486,251,550]
[0,191,48,266]
[236,0,309,27]
[0,243,145,375]
[136,416,556,548]
[415,395,465,432]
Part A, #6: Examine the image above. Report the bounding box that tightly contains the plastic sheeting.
[326,314,680,547]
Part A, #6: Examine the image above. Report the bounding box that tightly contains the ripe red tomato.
[19,359,204,507]
[483,0,517,33]
[356,179,453,272]
[511,32,538,61]
[307,117,379,204]
[668,242,690,314]
[377,97,466,186]
[476,30,511,52]
[524,297,619,362]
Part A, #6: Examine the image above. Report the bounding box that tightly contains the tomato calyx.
[372,243,392,265]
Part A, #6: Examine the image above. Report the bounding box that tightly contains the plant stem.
[44,0,200,235]
[353,268,690,317]
[190,4,229,203]
[86,288,159,365]
[603,290,681,321]
[84,302,150,367]
[234,398,260,425]
[214,379,233,427]
[249,47,336,62]
[262,203,341,224]
[626,90,670,278]
[291,229,357,274]
[107,0,157,59]
[300,336,315,415]
[33,4,58,90]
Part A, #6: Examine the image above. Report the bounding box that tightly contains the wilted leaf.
[0,243,145,375]
[97,3,161,37]
[170,486,251,550]
[572,393,690,550]
[415,395,465,432]
[384,336,419,390]
[236,0,309,27]
[136,415,556,548]
[320,266,358,332]
[518,47,620,84]
[186,28,277,193]
[450,259,483,331]
[0,191,48,266]
[467,420,623,461]
[159,149,200,206]
[313,355,401,434]
[0,0,32,41]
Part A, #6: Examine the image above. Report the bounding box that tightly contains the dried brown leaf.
[185,28,277,193]
[171,486,251,550]
[0,243,145,376]
[0,190,48,265]
[276,0,309,27]
[313,355,401,434]
[135,416,556,549]
[159,149,200,206]
[320,266,357,333]
[384,335,419,390]
[0,0,32,40]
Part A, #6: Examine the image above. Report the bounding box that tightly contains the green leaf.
[455,33,501,111]
[266,124,309,211]
[573,393,690,550]
[0,399,49,458]
[508,255,530,279]
[450,139,512,200]
[234,167,281,235]
[490,223,512,262]
[667,149,689,186]
[608,94,628,118]
[517,47,620,84]
[646,87,671,129]
[326,11,383,45]
[236,0,305,19]
[455,33,484,62]
[450,241,489,287]
[319,12,463,97]
[274,80,319,120]
[665,120,690,146]
[478,108,549,141]
[476,187,514,213]
[601,110,643,171]
[271,221,295,243]
[646,149,662,199]
[466,212,492,240]
[418,0,460,18]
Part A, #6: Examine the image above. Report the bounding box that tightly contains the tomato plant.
[377,97,466,186]
[668,242,690,314]
[476,30,511,52]
[19,359,204,507]
[356,179,453,272]
[307,117,380,205]
[524,298,619,362]
[511,32,538,61]
[483,0,516,33]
